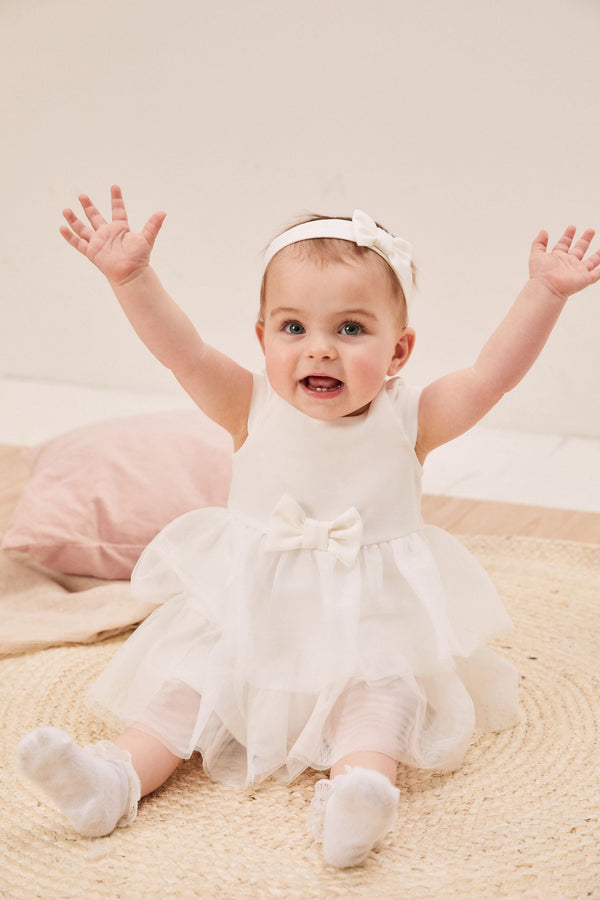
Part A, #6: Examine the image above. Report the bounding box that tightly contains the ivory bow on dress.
[265,495,363,566]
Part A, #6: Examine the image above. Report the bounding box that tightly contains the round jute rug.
[1,536,598,900]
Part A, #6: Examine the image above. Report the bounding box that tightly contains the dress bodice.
[228,374,424,544]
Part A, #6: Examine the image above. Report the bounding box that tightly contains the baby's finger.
[141,211,167,248]
[79,194,107,230]
[62,208,94,242]
[584,246,600,273]
[570,228,596,260]
[59,224,89,256]
[531,229,549,255]
[110,185,129,225]
[551,225,576,253]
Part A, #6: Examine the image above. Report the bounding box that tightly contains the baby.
[18,188,600,866]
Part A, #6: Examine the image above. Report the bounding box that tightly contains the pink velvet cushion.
[1,410,233,580]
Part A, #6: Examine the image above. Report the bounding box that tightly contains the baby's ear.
[255,322,266,353]
[388,328,415,375]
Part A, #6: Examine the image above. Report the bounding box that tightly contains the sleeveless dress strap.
[247,372,271,433]
[384,377,422,446]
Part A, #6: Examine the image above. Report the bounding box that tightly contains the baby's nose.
[305,333,337,359]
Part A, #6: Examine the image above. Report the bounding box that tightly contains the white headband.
[264,209,414,304]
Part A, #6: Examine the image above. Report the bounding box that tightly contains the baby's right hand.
[60,185,166,286]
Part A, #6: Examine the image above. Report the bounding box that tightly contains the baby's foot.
[18,727,138,837]
[320,766,400,868]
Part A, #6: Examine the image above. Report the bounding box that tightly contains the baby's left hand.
[529,227,600,300]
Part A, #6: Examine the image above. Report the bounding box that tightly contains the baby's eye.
[283,321,305,335]
[339,321,364,336]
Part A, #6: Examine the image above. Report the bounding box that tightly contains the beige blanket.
[0,445,155,654]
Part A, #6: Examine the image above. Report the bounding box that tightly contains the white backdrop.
[2,0,599,436]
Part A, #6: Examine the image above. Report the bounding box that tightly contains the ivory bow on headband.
[263,210,414,304]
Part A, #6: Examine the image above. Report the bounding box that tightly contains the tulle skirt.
[86,509,520,788]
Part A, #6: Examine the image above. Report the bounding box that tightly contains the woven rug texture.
[1,535,598,899]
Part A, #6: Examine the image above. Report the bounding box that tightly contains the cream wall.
[2,0,599,436]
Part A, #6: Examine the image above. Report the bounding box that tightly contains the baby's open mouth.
[301,376,343,392]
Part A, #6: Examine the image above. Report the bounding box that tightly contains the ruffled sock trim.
[87,740,141,828]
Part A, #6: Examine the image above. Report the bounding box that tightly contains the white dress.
[87,374,520,788]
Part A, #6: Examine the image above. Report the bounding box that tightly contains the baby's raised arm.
[416,227,600,461]
[61,186,253,446]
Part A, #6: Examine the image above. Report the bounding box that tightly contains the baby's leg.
[113,727,181,796]
[330,749,397,783]
[309,751,400,868]
[17,726,181,838]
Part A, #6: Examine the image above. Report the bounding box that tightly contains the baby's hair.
[258,213,416,327]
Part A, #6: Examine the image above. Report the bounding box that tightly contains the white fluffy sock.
[321,766,400,868]
[17,727,140,838]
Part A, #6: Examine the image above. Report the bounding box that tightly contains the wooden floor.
[423,495,600,544]
[1,443,598,545]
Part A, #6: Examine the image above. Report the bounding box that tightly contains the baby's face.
[256,252,415,419]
